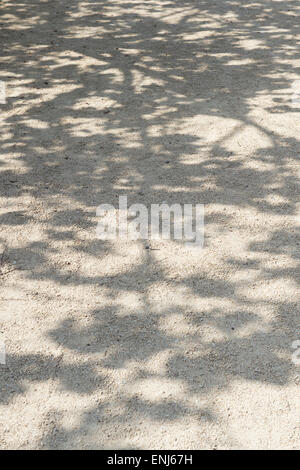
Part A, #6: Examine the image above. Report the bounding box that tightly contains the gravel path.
[0,0,299,449]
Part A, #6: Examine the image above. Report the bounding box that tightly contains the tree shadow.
[0,0,299,449]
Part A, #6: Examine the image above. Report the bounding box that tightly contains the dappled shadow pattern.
[0,0,299,449]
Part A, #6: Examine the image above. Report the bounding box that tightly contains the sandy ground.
[0,0,299,450]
